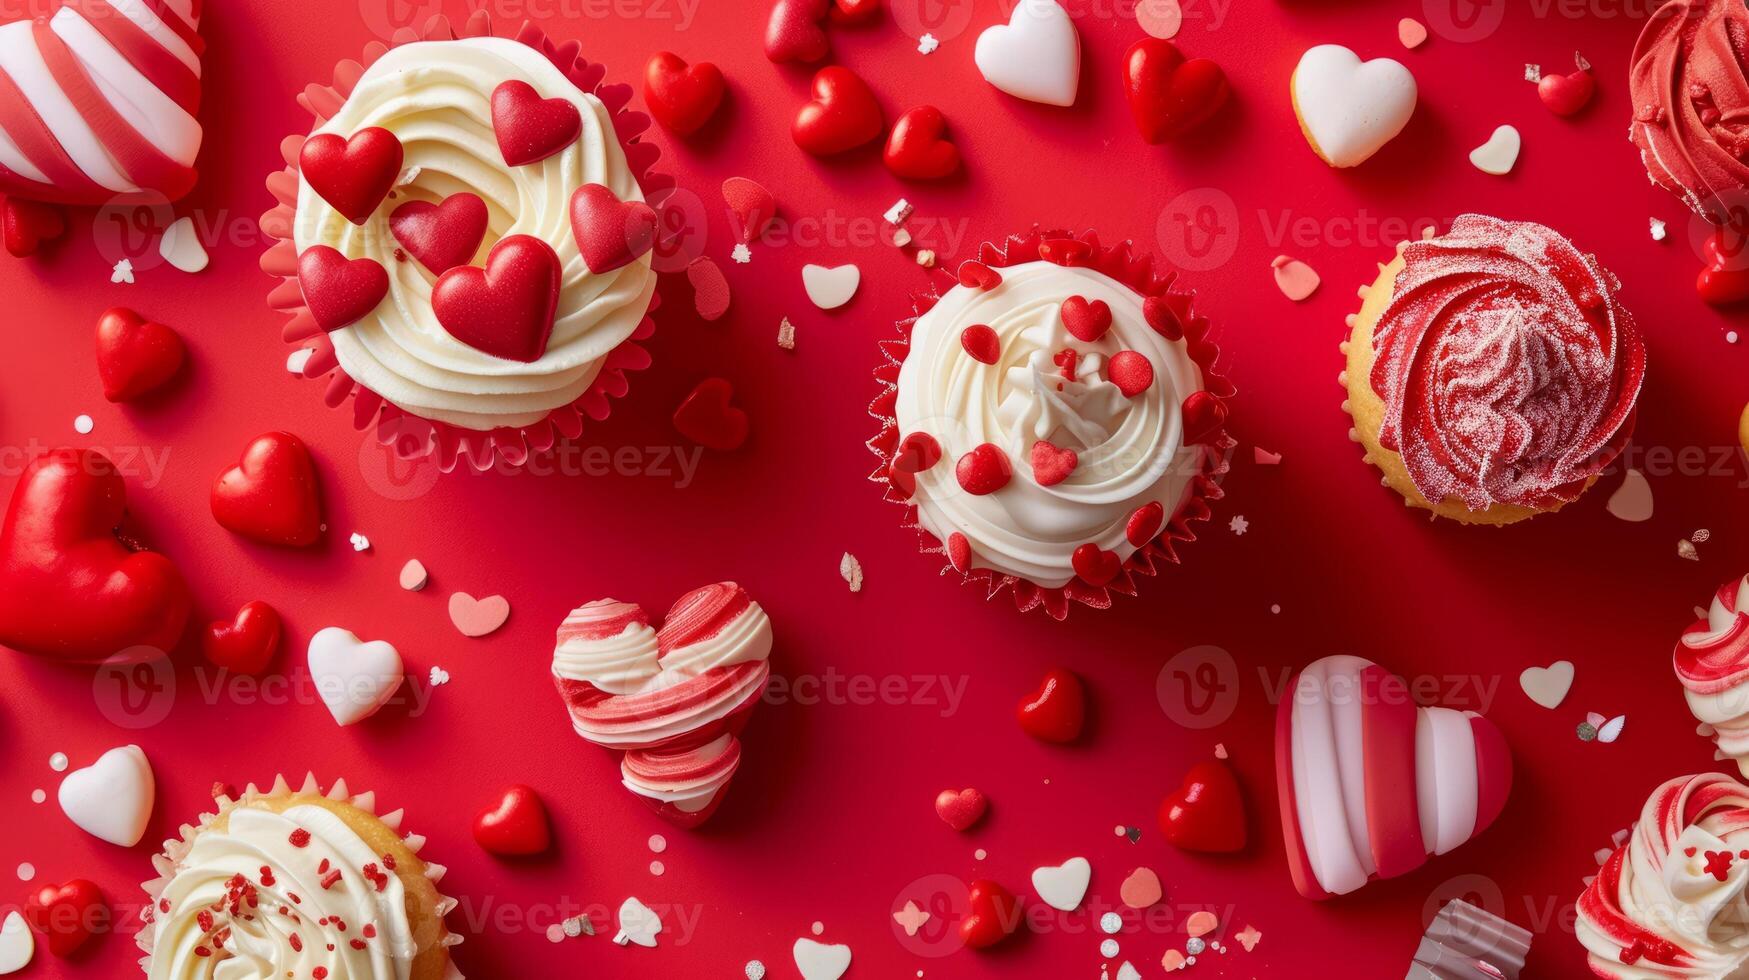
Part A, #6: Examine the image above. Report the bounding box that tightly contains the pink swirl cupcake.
[1629,0,1749,221]
[260,13,670,472]
[1675,574,1749,775]
[1577,772,1749,978]
[1342,215,1646,524]
[550,583,771,828]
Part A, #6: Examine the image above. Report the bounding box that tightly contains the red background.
[0,0,1739,977]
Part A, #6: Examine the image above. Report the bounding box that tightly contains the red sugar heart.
[1538,69,1594,116]
[95,307,185,403]
[960,880,1023,950]
[211,431,323,548]
[491,80,582,166]
[433,234,561,363]
[1159,758,1247,853]
[570,183,658,275]
[958,260,1002,290]
[961,324,999,363]
[1061,296,1112,342]
[25,879,107,957]
[1108,350,1154,397]
[202,599,282,675]
[674,377,749,451]
[956,443,1011,495]
[934,787,987,831]
[1072,542,1122,586]
[722,177,778,243]
[1123,37,1231,143]
[793,66,884,156]
[946,532,972,572]
[1030,440,1077,487]
[1054,348,1079,382]
[1017,667,1086,743]
[889,431,942,498]
[1126,501,1164,547]
[390,193,488,274]
[884,105,960,180]
[1143,294,1186,339]
[297,245,388,332]
[299,127,402,225]
[644,51,727,136]
[474,784,553,857]
[1038,238,1093,266]
[1181,391,1227,444]
[829,0,881,24]
[765,0,830,63]
[1697,227,1749,306]
[687,255,732,321]
[3,196,65,256]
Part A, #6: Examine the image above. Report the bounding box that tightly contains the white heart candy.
[158,216,208,273]
[1116,962,1142,980]
[802,264,861,310]
[613,897,662,947]
[1520,660,1575,710]
[0,912,31,974]
[793,938,852,980]
[1031,855,1091,911]
[59,745,154,846]
[974,0,1081,107]
[307,627,404,726]
[1469,124,1521,175]
[1292,44,1416,168]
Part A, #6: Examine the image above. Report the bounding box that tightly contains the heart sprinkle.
[839,553,863,593]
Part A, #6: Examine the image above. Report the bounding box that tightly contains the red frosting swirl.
[1369,215,1645,513]
[1676,576,1749,695]
[1629,0,1749,220]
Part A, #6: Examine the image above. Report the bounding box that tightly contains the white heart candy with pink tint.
[307,627,404,726]
[1469,124,1521,175]
[449,592,510,637]
[59,745,154,846]
[1520,661,1574,709]
[1031,856,1091,911]
[1292,44,1416,168]
[802,264,860,310]
[613,897,661,947]
[793,938,851,980]
[0,912,31,974]
[974,0,1081,107]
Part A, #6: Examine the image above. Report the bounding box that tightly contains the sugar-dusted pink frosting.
[1675,575,1749,776]
[1369,215,1645,512]
[1629,0,1749,220]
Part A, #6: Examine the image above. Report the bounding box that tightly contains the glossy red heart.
[0,449,190,662]
[960,880,1022,950]
[1181,391,1228,444]
[956,443,1011,495]
[297,245,388,331]
[1123,38,1231,143]
[474,784,553,856]
[433,234,561,362]
[829,0,881,24]
[1698,227,1749,306]
[765,0,830,63]
[24,878,107,957]
[202,599,282,675]
[1017,667,1086,743]
[673,377,749,451]
[570,183,658,274]
[644,51,727,136]
[959,261,1002,290]
[94,307,185,403]
[491,80,581,166]
[1072,542,1121,586]
[1030,440,1077,487]
[884,105,960,180]
[1061,296,1112,342]
[934,787,987,831]
[960,324,999,364]
[1108,350,1153,397]
[299,127,403,225]
[888,431,941,499]
[1538,69,1594,116]
[212,432,323,548]
[1159,758,1247,853]
[946,532,972,572]
[3,196,65,256]
[792,66,884,156]
[1126,501,1164,547]
[389,193,488,274]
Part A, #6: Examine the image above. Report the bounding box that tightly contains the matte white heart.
[307,627,405,726]
[793,938,852,980]
[1292,44,1417,168]
[802,264,861,310]
[1469,124,1522,175]
[0,912,31,974]
[974,0,1081,107]
[1520,661,1575,710]
[1032,856,1092,911]
[59,744,155,846]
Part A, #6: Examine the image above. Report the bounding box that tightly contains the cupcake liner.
[259,13,670,473]
[137,773,463,978]
[867,227,1235,620]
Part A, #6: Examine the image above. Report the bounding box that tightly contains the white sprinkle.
[1524,63,1542,83]
[73,415,93,435]
[777,317,796,351]
[839,552,863,593]
[48,753,67,772]
[732,243,752,264]
[286,348,315,374]
[1694,528,1713,544]
[892,228,913,248]
[649,860,665,876]
[1101,939,1120,958]
[745,962,767,980]
[30,790,44,804]
[811,921,824,936]
[563,916,586,938]
[111,258,135,284]
[1229,514,1249,535]
[648,834,667,853]
[1649,218,1667,241]
[397,166,423,186]
[1100,912,1123,935]
[1728,331,1740,344]
[1270,604,1281,614]
[884,199,913,226]
[916,249,936,268]
[918,33,939,54]
[15,864,32,882]
[545,924,565,943]
[1679,539,1700,561]
[428,666,450,686]
[158,216,209,273]
[974,848,987,860]
[349,532,372,552]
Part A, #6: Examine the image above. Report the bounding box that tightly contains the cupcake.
[1629,0,1749,221]
[138,775,460,978]
[1675,573,1749,776]
[1341,215,1646,524]
[869,229,1233,620]
[261,14,666,471]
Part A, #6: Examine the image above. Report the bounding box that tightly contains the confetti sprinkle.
[1590,712,1626,743]
[777,317,796,350]
[15,864,32,882]
[1101,938,1120,957]
[349,532,372,552]
[1125,826,1141,843]
[1185,911,1218,938]
[30,790,44,804]
[286,348,314,374]
[1270,255,1320,301]
[649,860,665,876]
[1228,515,1248,535]
[1253,447,1282,465]
[1650,218,1667,241]
[1136,0,1181,39]
[1236,925,1262,952]
[1270,604,1281,614]
[1729,331,1740,344]
[1606,469,1653,523]
[974,848,987,861]
[892,228,912,248]
[1679,539,1700,561]
[1161,949,1188,972]
[915,249,936,268]
[111,258,134,284]
[1694,529,1713,544]
[1186,937,1206,955]
[1577,720,1598,742]
[73,414,93,435]
[399,559,430,591]
[648,834,667,853]
[746,962,767,980]
[1214,743,1228,759]
[428,666,450,686]
[1525,64,1542,83]
[839,552,863,593]
[1469,124,1522,176]
[732,243,752,264]
[546,924,564,943]
[811,921,824,937]
[1398,17,1428,49]
[1119,868,1162,909]
[49,753,67,772]
[917,33,938,55]
[884,200,913,226]
[893,901,930,937]
[1100,912,1123,935]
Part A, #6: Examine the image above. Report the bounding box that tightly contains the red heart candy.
[24,878,107,957]
[644,51,726,136]
[299,127,403,225]
[1030,440,1077,487]
[1108,350,1153,397]
[1039,238,1094,266]
[95,307,185,403]
[934,787,987,831]
[433,234,561,362]
[1538,69,1594,116]
[1143,294,1185,339]
[956,443,1011,495]
[674,377,749,451]
[474,784,553,857]
[830,0,881,23]
[961,324,999,364]
[3,196,65,257]
[884,105,961,180]
[297,245,388,332]
[1061,296,1112,342]
[889,431,942,498]
[946,532,972,572]
[570,183,658,274]
[722,177,778,243]
[0,449,190,662]
[1181,391,1228,444]
[1123,38,1231,143]
[1698,227,1749,306]
[212,432,323,548]
[1126,501,1164,547]
[1017,667,1086,743]
[389,193,488,274]
[1053,349,1080,382]
[491,80,582,166]
[1072,543,1122,586]
[792,66,884,156]
[202,599,282,675]
[766,0,830,63]
[1159,758,1247,853]
[960,880,1023,950]
[958,260,1002,290]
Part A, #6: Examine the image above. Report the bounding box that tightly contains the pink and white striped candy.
[0,0,203,205]
[1675,575,1749,777]
[551,582,771,828]
[1275,655,1513,899]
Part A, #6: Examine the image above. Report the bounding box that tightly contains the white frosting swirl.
[893,261,1206,588]
[148,804,416,980]
[293,37,655,431]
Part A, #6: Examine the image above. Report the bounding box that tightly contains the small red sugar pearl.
[314,968,329,979]
[289,829,312,848]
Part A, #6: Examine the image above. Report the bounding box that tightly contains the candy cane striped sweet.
[551,583,771,828]
[1675,575,1749,777]
[0,0,203,205]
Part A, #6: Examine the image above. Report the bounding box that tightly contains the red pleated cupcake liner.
[259,12,669,473]
[866,227,1236,621]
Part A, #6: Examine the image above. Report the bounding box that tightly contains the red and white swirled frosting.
[1675,575,1749,776]
[1369,215,1645,513]
[550,583,770,828]
[1577,773,1749,978]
